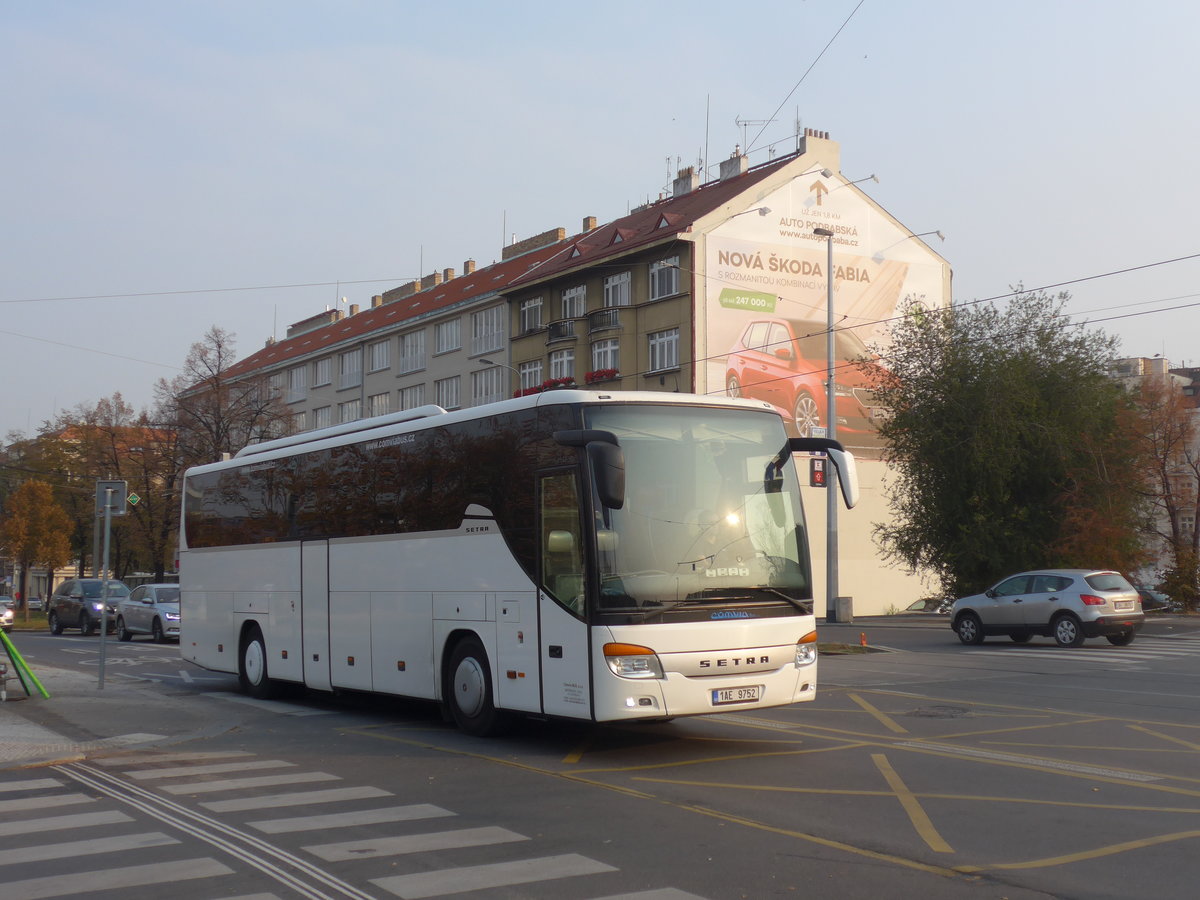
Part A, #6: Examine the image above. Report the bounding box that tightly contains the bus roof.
[190,391,782,477]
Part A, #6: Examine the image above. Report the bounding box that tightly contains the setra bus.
[178,390,857,735]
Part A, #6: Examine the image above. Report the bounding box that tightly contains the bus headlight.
[795,631,817,667]
[603,643,664,679]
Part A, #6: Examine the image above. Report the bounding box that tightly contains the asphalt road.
[4,617,1200,899]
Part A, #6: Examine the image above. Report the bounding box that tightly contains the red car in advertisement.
[724,317,886,440]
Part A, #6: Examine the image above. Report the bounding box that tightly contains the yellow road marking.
[848,693,909,734]
[872,754,953,853]
[958,828,1200,871]
[683,804,964,879]
[1129,725,1200,751]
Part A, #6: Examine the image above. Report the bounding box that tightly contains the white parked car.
[116,583,181,643]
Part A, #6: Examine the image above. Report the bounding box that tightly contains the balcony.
[587,307,622,334]
[546,319,579,344]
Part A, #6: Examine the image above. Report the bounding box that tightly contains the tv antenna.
[735,115,777,152]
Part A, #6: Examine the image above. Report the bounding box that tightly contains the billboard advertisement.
[699,171,948,458]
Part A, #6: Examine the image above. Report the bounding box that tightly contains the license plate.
[1115,600,1134,611]
[711,685,761,706]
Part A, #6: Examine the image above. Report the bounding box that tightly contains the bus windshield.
[584,405,812,619]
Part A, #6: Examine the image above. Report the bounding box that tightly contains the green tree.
[0,479,71,621]
[867,289,1152,599]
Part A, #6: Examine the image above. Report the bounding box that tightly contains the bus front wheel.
[239,625,280,699]
[446,636,508,737]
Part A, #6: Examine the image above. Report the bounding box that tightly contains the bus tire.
[446,636,508,737]
[239,625,280,699]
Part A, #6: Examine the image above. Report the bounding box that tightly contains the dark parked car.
[1136,588,1172,613]
[47,579,130,635]
[951,569,1144,647]
[724,317,886,438]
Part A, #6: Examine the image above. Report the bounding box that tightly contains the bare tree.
[154,326,293,468]
[1134,374,1200,608]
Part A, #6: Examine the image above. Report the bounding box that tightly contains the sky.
[3,0,1199,440]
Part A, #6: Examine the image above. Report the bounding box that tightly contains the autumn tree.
[1133,373,1200,609]
[867,289,1153,599]
[154,326,294,469]
[0,479,71,620]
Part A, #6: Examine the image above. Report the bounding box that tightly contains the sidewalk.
[0,664,200,770]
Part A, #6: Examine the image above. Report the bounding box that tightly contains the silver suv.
[951,569,1144,647]
[48,579,130,636]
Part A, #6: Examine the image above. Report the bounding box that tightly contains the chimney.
[582,216,597,232]
[719,147,748,182]
[463,259,477,275]
[673,166,699,197]
[371,294,383,308]
[443,267,456,282]
[349,303,360,316]
[381,280,420,304]
[420,271,443,291]
[502,227,566,261]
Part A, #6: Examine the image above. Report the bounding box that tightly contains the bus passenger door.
[302,540,332,692]
[538,471,593,720]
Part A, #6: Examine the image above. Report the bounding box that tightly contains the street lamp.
[478,357,522,394]
[813,226,839,623]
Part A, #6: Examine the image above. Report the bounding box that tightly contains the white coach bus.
[179,390,857,735]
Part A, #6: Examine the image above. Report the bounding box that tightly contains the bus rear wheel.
[239,625,280,699]
[446,636,508,737]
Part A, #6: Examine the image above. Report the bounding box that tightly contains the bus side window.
[540,472,584,615]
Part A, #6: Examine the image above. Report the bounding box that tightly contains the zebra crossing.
[0,749,707,900]
[962,634,1200,666]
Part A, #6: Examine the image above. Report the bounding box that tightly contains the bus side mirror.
[587,441,625,510]
[554,429,625,510]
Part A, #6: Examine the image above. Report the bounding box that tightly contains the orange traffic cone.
[859,632,867,647]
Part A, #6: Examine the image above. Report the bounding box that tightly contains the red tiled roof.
[225,151,800,379]
[225,239,573,379]
[508,151,797,289]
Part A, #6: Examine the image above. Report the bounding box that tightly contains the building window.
[603,271,631,308]
[312,405,332,430]
[339,348,362,389]
[313,357,332,387]
[471,306,505,355]
[367,392,391,417]
[398,330,426,374]
[399,383,426,410]
[520,297,543,333]
[550,348,575,381]
[519,360,543,392]
[268,372,285,399]
[471,368,505,406]
[561,285,586,319]
[435,376,460,410]
[591,339,619,372]
[435,319,461,354]
[338,398,362,423]
[292,410,307,432]
[368,339,391,373]
[649,257,680,300]
[287,366,307,403]
[648,328,679,372]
